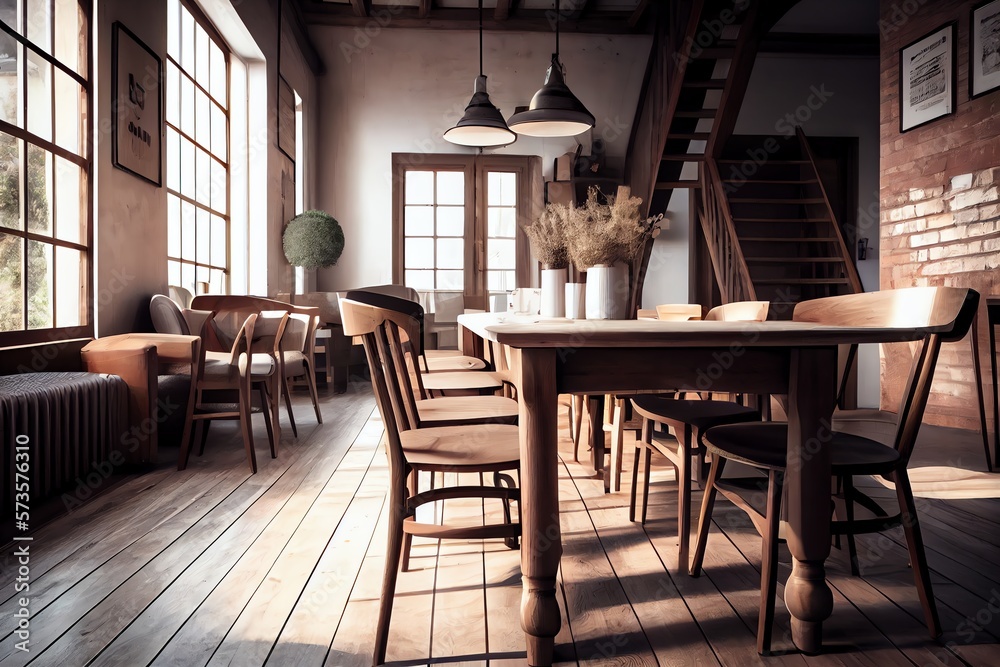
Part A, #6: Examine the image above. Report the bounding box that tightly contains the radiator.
[1,371,128,541]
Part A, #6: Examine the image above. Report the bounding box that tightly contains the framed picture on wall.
[899,21,956,133]
[112,22,162,186]
[971,0,1000,99]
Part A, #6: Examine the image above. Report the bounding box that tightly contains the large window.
[166,0,229,296]
[0,0,91,342]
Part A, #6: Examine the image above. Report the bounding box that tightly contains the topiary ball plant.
[282,209,345,269]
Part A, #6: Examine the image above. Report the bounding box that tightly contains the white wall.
[310,27,652,290]
[733,53,881,406]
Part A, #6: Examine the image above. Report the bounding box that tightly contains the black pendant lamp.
[443,0,516,147]
[507,0,595,138]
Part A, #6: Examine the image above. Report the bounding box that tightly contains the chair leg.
[630,418,651,523]
[894,467,942,637]
[641,447,653,525]
[690,455,726,577]
[374,486,407,666]
[495,471,520,550]
[304,360,324,424]
[758,469,784,655]
[401,471,417,572]
[677,426,692,574]
[572,394,585,461]
[259,386,275,459]
[610,398,626,493]
[198,420,211,456]
[269,376,282,454]
[239,382,257,474]
[281,374,298,439]
[841,475,861,576]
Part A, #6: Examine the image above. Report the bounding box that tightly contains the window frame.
[391,153,534,311]
[0,0,94,346]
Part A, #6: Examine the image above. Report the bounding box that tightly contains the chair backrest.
[168,285,194,308]
[150,294,191,335]
[655,303,702,321]
[795,286,980,464]
[345,290,425,355]
[340,298,423,483]
[705,301,769,322]
[189,294,318,356]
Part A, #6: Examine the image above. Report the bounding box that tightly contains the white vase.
[540,267,567,318]
[565,283,586,319]
[585,264,629,320]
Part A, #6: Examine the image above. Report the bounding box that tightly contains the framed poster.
[899,22,956,133]
[971,0,1000,99]
[112,22,162,186]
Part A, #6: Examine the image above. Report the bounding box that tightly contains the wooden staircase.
[625,0,861,315]
[703,127,862,316]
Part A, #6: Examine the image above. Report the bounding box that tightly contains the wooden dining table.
[457,312,951,666]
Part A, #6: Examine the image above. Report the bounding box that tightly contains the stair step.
[742,237,839,243]
[683,79,728,89]
[668,132,711,141]
[655,181,702,190]
[733,218,830,223]
[722,179,819,185]
[661,154,706,162]
[729,198,825,205]
[674,109,719,118]
[744,257,846,263]
[754,278,851,285]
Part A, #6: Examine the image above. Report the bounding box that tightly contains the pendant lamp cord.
[555,0,560,56]
[478,0,484,76]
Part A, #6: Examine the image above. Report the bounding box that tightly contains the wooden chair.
[340,298,521,666]
[345,290,506,397]
[178,313,270,473]
[598,304,707,491]
[191,295,325,436]
[626,301,770,571]
[689,286,980,654]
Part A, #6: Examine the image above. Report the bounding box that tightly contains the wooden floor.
[3,384,1000,666]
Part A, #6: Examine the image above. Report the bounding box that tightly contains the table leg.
[513,347,562,666]
[783,347,836,653]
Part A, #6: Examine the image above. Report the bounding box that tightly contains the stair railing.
[699,157,756,302]
[795,127,864,294]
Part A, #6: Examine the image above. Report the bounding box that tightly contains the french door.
[392,154,539,315]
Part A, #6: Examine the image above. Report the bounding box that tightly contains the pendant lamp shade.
[444,75,517,147]
[507,54,595,137]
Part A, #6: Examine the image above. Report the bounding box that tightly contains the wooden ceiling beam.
[302,6,645,34]
[349,0,371,18]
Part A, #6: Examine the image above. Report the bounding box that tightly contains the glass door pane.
[485,171,518,309]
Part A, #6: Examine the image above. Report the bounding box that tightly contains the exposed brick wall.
[880,0,1000,431]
